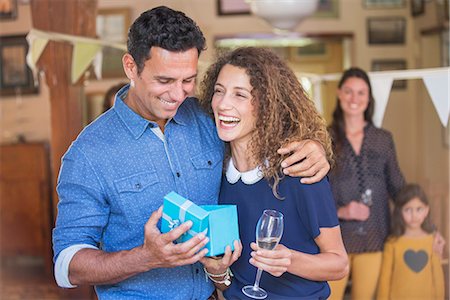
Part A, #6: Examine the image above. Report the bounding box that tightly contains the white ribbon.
[162,199,208,238]
[179,200,193,223]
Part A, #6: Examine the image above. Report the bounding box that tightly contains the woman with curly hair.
[199,47,348,300]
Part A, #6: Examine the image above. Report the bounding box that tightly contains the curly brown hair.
[199,47,332,198]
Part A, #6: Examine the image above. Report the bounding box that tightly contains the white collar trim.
[225,159,264,185]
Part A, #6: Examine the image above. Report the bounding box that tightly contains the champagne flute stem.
[253,268,263,290]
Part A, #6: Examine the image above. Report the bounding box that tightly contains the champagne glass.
[242,209,284,299]
[354,188,372,235]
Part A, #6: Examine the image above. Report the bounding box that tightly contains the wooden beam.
[29,0,97,218]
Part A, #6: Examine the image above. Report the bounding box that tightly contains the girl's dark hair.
[391,183,434,237]
[329,67,375,156]
[127,6,206,74]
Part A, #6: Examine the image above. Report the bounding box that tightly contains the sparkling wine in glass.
[242,209,284,299]
[354,188,372,235]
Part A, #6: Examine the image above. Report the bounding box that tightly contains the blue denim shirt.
[53,85,224,299]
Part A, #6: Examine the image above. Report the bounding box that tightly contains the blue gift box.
[161,191,240,257]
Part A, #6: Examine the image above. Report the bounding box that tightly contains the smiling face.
[123,46,198,129]
[337,77,370,119]
[211,64,257,147]
[401,197,430,233]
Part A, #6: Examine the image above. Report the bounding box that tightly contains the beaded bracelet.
[203,267,233,286]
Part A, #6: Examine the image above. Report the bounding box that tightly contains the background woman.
[327,67,406,300]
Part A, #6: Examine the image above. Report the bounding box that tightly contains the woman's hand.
[337,201,370,221]
[200,240,242,274]
[249,242,292,277]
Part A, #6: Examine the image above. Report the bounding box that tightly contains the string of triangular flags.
[26,28,449,128]
[303,68,450,127]
[26,28,126,84]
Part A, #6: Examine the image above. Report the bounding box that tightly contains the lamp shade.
[249,0,319,31]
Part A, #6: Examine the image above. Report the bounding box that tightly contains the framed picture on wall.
[217,0,251,15]
[289,42,329,62]
[0,35,39,96]
[0,0,18,20]
[363,0,405,8]
[367,17,406,44]
[371,59,407,89]
[96,8,130,78]
[411,0,425,17]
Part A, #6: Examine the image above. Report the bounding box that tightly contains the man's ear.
[122,53,137,80]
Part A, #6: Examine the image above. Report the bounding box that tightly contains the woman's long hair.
[391,183,434,237]
[329,67,375,157]
[199,47,332,198]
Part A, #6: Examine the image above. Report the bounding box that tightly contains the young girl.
[377,184,444,300]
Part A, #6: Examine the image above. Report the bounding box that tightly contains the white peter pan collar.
[225,159,264,185]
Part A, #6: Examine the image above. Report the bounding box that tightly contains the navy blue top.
[219,175,339,300]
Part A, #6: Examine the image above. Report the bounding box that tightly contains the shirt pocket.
[113,171,160,225]
[189,149,222,203]
[114,171,159,193]
[190,148,222,170]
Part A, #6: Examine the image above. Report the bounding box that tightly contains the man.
[53,6,331,299]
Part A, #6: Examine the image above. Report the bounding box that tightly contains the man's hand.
[278,140,330,184]
[140,206,210,270]
[249,242,291,277]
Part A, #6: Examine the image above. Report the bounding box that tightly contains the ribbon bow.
[168,219,180,230]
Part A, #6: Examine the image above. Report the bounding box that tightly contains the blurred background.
[0,0,448,299]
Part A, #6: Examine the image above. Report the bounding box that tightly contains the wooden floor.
[1,262,96,300]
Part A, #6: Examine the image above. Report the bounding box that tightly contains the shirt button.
[135,183,142,189]
[207,160,212,166]
[196,268,199,274]
[176,172,180,177]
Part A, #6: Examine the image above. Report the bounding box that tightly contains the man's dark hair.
[127,6,206,74]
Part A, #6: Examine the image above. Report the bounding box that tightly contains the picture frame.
[363,0,405,9]
[411,0,425,17]
[313,0,339,18]
[0,34,39,96]
[96,8,130,78]
[0,0,18,20]
[289,42,329,62]
[367,17,406,45]
[217,0,251,16]
[371,59,407,89]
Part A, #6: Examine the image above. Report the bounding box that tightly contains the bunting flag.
[71,42,102,84]
[369,76,394,127]
[25,35,49,86]
[422,69,450,126]
[92,50,104,80]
